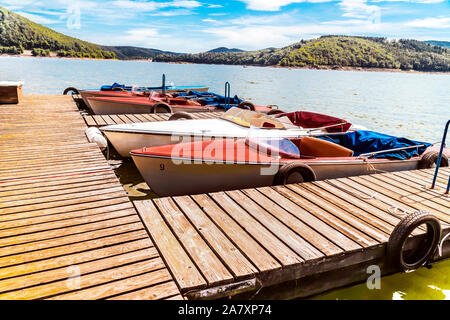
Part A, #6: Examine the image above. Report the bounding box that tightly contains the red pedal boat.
[130,131,449,196]
[87,93,273,115]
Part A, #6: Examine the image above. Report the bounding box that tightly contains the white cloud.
[406,16,450,28]
[203,20,390,50]
[229,13,293,25]
[148,9,196,16]
[111,0,201,10]
[370,0,445,3]
[202,18,217,22]
[339,0,381,19]
[207,4,223,8]
[117,28,160,45]
[238,0,331,11]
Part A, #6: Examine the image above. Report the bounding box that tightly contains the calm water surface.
[2,56,449,299]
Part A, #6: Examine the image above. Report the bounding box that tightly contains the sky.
[1,0,449,52]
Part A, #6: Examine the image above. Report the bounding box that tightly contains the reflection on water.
[2,56,450,300]
[313,259,450,300]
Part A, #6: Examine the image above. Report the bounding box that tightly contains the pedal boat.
[130,131,447,197]
[79,85,208,109]
[86,90,272,115]
[101,108,355,157]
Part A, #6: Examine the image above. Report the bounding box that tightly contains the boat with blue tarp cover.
[129,126,449,196]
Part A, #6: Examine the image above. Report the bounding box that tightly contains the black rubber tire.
[169,112,194,121]
[112,87,125,91]
[152,102,172,114]
[387,211,441,271]
[237,101,256,111]
[419,151,449,169]
[267,109,286,116]
[273,162,316,185]
[63,87,79,95]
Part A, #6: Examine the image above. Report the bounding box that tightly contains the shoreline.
[1,53,448,74]
[159,60,450,75]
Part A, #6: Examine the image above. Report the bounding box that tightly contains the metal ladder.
[431,119,450,194]
[224,82,231,109]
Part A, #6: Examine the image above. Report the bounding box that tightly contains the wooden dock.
[0,95,181,300]
[134,168,450,299]
[1,94,449,300]
[83,111,223,127]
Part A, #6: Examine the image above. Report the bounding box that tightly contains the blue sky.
[1,0,449,52]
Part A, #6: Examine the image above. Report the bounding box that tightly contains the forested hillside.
[155,36,450,72]
[100,46,179,60]
[0,6,116,59]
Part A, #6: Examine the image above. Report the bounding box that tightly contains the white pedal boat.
[100,108,359,157]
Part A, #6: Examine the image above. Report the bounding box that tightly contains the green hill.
[100,45,180,60]
[207,47,245,53]
[155,36,450,72]
[0,6,116,59]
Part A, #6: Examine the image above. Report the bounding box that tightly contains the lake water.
[1,56,450,299]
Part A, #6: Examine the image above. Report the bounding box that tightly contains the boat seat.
[299,136,354,157]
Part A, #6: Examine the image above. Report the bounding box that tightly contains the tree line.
[155,36,450,72]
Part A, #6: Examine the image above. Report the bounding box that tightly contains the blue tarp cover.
[175,90,243,109]
[319,131,431,160]
[101,83,130,91]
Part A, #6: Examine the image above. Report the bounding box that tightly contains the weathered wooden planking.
[134,167,450,299]
[0,95,180,300]
[83,111,224,127]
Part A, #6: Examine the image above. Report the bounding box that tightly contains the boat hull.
[103,130,183,157]
[102,119,309,157]
[131,154,421,196]
[80,86,209,109]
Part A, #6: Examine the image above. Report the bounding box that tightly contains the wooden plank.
[92,115,107,126]
[354,175,450,222]
[286,184,381,246]
[191,194,281,272]
[124,114,142,123]
[236,189,325,260]
[209,191,302,266]
[0,230,148,268]
[117,114,133,124]
[49,263,172,300]
[0,254,161,300]
[83,115,97,126]
[282,184,373,247]
[255,187,345,255]
[173,195,258,278]
[153,197,234,286]
[109,114,125,124]
[108,281,180,300]
[268,185,361,251]
[101,115,116,125]
[300,183,392,237]
[134,200,206,291]
[0,240,154,289]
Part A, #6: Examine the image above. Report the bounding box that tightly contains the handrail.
[431,119,450,194]
[224,82,231,109]
[162,74,166,95]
